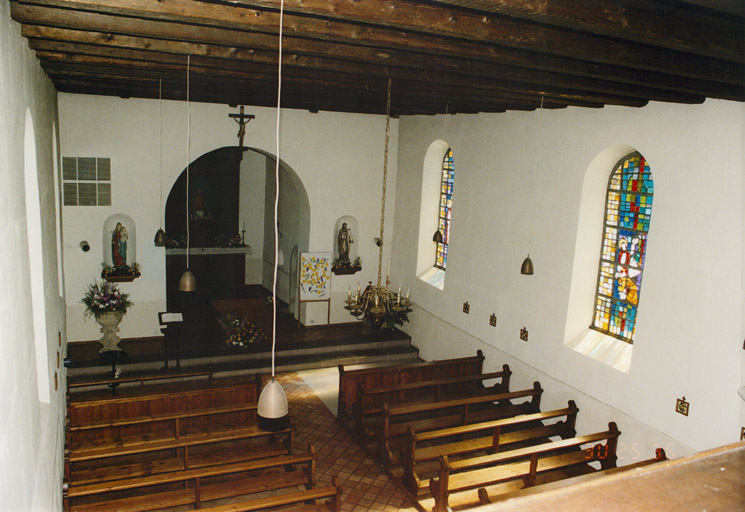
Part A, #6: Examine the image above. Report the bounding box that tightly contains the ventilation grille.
[62,157,112,206]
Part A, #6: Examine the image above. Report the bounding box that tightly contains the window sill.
[564,328,632,373]
[417,267,445,290]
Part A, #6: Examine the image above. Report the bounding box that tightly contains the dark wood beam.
[424,0,744,62]
[22,23,722,106]
[12,0,744,84]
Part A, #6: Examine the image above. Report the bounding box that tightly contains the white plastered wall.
[0,3,66,510]
[392,100,743,458]
[59,95,398,339]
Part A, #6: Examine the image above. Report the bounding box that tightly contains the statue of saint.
[112,222,128,267]
[337,223,354,264]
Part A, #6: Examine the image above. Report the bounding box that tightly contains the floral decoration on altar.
[101,262,141,280]
[81,280,133,320]
[218,314,268,348]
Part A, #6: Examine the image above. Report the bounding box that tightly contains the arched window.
[591,152,653,343]
[434,148,454,270]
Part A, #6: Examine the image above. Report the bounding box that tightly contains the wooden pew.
[337,351,485,422]
[67,369,214,394]
[429,422,621,512]
[198,475,343,512]
[64,444,317,512]
[67,375,262,429]
[352,365,511,439]
[66,415,295,485]
[476,448,667,505]
[401,401,579,495]
[377,382,543,466]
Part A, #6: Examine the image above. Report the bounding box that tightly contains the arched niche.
[103,213,137,271]
[332,215,361,275]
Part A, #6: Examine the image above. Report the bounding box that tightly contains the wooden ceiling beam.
[675,0,745,16]
[23,24,722,106]
[30,39,659,108]
[12,0,744,84]
[423,0,744,62]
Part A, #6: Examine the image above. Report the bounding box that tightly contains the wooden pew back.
[430,422,621,512]
[401,401,578,494]
[377,382,543,465]
[337,351,484,421]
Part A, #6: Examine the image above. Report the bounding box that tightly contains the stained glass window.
[591,153,653,343]
[435,148,454,270]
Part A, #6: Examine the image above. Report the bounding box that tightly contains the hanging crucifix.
[228,106,255,148]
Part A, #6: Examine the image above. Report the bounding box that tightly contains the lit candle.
[243,222,246,231]
[406,289,410,300]
[387,259,390,277]
[397,294,400,306]
[347,287,351,300]
[398,284,402,296]
[357,282,361,295]
[375,294,379,306]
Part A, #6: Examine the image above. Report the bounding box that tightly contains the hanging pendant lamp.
[154,79,167,247]
[258,0,289,431]
[179,56,196,292]
[521,96,544,276]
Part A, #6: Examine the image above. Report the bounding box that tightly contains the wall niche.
[102,213,139,281]
[332,215,361,275]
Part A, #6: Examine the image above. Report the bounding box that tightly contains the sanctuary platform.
[66,320,419,384]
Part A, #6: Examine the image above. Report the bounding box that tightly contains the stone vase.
[96,311,123,353]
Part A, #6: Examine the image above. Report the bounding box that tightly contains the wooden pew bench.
[198,476,343,512]
[64,444,317,512]
[67,375,261,429]
[401,401,579,495]
[337,351,485,423]
[67,370,214,395]
[352,365,511,439]
[476,448,667,505]
[429,422,621,512]
[66,416,295,485]
[376,382,543,466]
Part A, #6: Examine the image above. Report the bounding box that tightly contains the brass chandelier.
[345,80,411,328]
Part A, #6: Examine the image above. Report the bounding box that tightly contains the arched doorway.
[164,147,310,319]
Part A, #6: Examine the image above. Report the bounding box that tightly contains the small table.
[99,349,127,395]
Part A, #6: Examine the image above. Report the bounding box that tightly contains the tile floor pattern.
[278,372,419,512]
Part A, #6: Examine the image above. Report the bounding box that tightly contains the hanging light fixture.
[257,0,289,431]
[345,80,412,329]
[154,78,167,247]
[179,56,197,292]
[432,229,444,244]
[521,96,544,275]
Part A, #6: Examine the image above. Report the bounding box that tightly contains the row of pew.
[64,372,341,512]
[337,351,667,511]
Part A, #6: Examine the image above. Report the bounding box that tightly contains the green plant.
[101,262,141,278]
[81,280,133,320]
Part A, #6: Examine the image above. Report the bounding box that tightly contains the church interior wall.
[0,4,66,510]
[58,94,398,340]
[392,99,744,457]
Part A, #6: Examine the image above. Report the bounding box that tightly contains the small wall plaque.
[520,327,528,341]
[675,396,689,416]
[489,313,497,327]
[463,302,470,314]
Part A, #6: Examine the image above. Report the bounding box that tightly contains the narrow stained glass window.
[435,148,454,270]
[591,152,653,343]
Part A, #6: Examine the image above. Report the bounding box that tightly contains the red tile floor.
[278,372,419,512]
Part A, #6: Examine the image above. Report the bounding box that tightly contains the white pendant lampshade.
[258,0,288,433]
[257,377,289,431]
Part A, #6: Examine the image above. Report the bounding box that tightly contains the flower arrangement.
[81,280,133,320]
[218,314,268,348]
[101,262,141,279]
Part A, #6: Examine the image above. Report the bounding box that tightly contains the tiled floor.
[279,371,419,512]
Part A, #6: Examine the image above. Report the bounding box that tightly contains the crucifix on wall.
[228,106,255,148]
